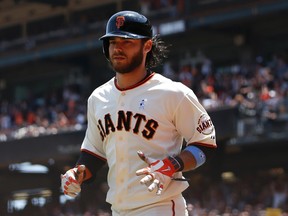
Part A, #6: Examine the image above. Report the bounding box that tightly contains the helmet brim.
[99,31,151,40]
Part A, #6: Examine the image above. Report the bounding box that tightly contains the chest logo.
[97,110,159,141]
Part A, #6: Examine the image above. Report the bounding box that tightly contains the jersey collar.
[114,71,155,91]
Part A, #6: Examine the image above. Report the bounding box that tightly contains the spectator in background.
[191,63,204,97]
[162,61,178,81]
[178,64,193,88]
[271,176,288,209]
[274,54,288,80]
[13,107,24,127]
[26,109,36,125]
[140,0,151,16]
[278,89,288,121]
[0,111,11,130]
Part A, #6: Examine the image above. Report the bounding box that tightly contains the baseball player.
[61,10,217,216]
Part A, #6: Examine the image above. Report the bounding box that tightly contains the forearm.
[177,150,198,171]
[76,150,106,183]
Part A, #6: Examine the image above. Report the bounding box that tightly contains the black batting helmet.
[99,11,153,59]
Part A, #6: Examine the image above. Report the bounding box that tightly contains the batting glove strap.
[168,156,184,172]
[150,156,183,177]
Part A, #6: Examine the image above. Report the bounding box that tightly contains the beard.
[109,48,144,74]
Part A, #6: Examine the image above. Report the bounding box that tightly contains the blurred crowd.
[0,84,87,141]
[163,50,288,135]
[1,50,288,141]
[7,171,288,216]
[184,172,288,216]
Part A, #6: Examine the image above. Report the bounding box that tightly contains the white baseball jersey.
[81,72,216,211]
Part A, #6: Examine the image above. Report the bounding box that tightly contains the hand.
[61,165,85,198]
[136,151,177,195]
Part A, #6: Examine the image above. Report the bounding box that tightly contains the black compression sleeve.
[76,151,106,183]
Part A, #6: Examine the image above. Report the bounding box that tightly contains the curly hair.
[145,35,170,69]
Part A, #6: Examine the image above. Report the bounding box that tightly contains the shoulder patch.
[196,114,214,135]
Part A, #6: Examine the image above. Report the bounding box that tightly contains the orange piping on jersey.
[80,148,107,162]
[114,72,155,91]
[187,142,217,148]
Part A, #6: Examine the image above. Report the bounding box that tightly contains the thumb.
[137,150,155,165]
[75,165,86,184]
[76,165,86,174]
[137,150,146,162]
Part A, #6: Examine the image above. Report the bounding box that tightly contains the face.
[108,37,147,74]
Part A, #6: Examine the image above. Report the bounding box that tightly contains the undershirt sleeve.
[76,150,106,183]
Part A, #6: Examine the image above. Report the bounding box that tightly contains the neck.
[115,68,150,90]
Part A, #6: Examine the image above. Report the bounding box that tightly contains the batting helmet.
[99,11,153,59]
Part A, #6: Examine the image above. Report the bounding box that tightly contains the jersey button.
[121,102,125,106]
[121,92,126,96]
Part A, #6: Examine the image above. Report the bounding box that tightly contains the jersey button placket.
[116,91,128,200]
[119,91,126,107]
[116,91,129,201]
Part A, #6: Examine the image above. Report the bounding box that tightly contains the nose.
[113,42,122,50]
[111,42,125,56]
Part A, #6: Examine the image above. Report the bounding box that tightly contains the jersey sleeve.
[81,95,107,159]
[174,85,217,148]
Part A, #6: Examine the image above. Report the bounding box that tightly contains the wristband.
[168,156,184,172]
[184,145,206,168]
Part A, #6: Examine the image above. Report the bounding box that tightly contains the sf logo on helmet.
[116,16,125,29]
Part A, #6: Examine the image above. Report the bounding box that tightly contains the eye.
[109,40,116,45]
[123,39,134,44]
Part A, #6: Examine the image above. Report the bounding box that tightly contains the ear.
[143,39,152,54]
